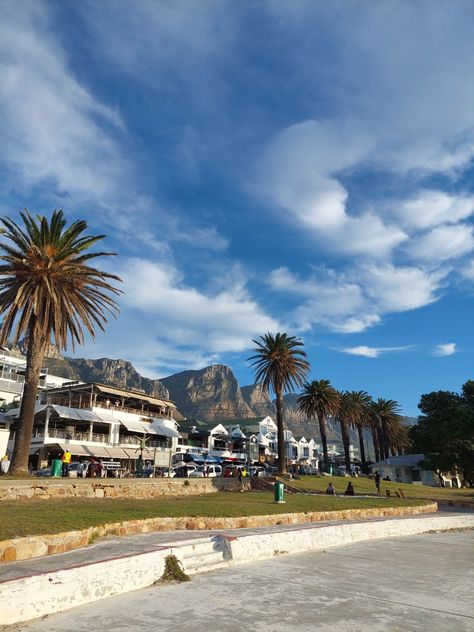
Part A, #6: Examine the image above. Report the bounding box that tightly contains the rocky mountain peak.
[160,364,253,421]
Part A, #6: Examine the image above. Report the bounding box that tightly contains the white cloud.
[0,2,127,207]
[361,263,446,313]
[119,258,280,353]
[395,191,474,230]
[258,120,407,258]
[463,260,474,280]
[267,262,447,334]
[268,266,378,333]
[340,346,410,359]
[405,224,474,263]
[433,343,457,357]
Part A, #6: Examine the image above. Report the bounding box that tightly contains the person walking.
[374,470,381,495]
[61,450,72,477]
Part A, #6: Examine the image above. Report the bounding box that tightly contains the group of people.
[223,465,246,479]
[60,451,107,478]
[325,481,355,496]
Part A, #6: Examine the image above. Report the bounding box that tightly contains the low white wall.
[229,513,474,564]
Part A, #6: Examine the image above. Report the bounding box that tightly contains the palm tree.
[349,390,372,470]
[248,332,310,475]
[337,391,362,474]
[298,379,340,473]
[370,398,405,461]
[0,210,122,474]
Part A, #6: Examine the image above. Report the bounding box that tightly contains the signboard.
[154,448,172,467]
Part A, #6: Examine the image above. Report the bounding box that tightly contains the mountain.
[241,384,275,417]
[160,364,254,421]
[43,356,169,400]
[39,351,342,442]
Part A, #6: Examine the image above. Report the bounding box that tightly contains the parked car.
[189,464,222,478]
[67,462,89,477]
[34,467,52,477]
[160,467,177,478]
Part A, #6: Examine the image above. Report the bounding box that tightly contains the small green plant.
[159,554,190,583]
[183,480,190,487]
[88,529,101,545]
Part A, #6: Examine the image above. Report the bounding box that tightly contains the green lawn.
[0,492,427,540]
[287,475,474,503]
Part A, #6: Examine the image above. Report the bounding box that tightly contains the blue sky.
[1,1,474,416]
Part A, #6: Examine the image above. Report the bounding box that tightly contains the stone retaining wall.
[0,502,437,563]
[0,477,249,501]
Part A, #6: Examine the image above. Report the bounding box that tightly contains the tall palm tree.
[337,391,362,474]
[0,210,122,474]
[248,332,310,475]
[298,379,340,473]
[349,390,372,470]
[370,398,404,461]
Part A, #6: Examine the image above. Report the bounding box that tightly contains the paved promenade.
[8,529,474,632]
[1,507,472,627]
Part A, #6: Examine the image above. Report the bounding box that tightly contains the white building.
[0,349,71,408]
[5,382,180,470]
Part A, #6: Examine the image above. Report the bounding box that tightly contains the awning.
[52,443,89,456]
[119,418,146,433]
[105,447,130,459]
[150,422,180,438]
[94,409,119,423]
[5,404,47,417]
[52,405,102,423]
[80,444,110,458]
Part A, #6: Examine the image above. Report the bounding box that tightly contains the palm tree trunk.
[340,418,351,474]
[318,414,329,473]
[371,428,380,463]
[10,322,47,475]
[381,419,390,461]
[376,425,386,460]
[275,388,286,475]
[357,424,366,467]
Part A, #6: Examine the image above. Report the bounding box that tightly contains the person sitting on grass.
[326,482,336,495]
[345,481,355,496]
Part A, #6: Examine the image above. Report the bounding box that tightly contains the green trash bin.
[51,458,62,478]
[274,481,285,504]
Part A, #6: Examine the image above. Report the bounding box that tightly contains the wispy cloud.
[118,257,279,354]
[340,345,411,359]
[433,343,457,357]
[267,264,446,334]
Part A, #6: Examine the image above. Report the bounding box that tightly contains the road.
[9,530,474,632]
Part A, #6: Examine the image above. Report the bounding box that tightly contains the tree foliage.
[298,379,340,473]
[0,210,121,473]
[410,381,474,486]
[248,332,310,475]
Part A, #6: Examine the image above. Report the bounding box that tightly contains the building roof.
[44,382,177,409]
[372,454,426,468]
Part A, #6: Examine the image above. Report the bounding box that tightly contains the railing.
[45,428,109,443]
[45,397,173,420]
[0,378,23,394]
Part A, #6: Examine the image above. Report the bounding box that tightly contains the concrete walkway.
[1,509,473,626]
[13,530,473,632]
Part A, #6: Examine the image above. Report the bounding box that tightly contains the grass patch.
[0,492,427,541]
[288,475,474,503]
[159,555,190,583]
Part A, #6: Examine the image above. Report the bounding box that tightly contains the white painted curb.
[227,513,474,564]
[1,513,472,625]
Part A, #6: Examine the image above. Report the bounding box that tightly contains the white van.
[189,464,222,478]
